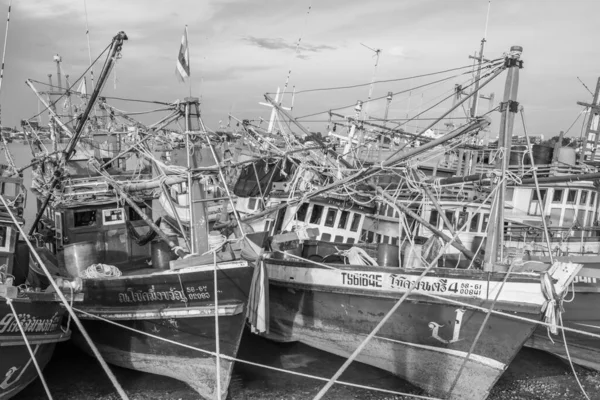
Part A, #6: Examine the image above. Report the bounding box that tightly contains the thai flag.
[176,26,190,82]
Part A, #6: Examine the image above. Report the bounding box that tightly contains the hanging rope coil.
[80,263,122,278]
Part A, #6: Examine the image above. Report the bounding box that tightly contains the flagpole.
[187,25,191,98]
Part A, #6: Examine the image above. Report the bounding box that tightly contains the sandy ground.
[17,330,600,400]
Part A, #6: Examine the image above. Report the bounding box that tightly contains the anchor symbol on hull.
[0,345,40,390]
[428,309,466,344]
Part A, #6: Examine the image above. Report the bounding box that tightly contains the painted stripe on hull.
[0,331,71,346]
[373,334,505,370]
[76,303,244,320]
[111,260,250,280]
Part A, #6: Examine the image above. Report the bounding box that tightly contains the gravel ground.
[17,330,600,400]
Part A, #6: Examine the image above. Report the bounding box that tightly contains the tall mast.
[184,96,209,255]
[483,45,523,270]
[469,39,487,118]
[28,31,128,236]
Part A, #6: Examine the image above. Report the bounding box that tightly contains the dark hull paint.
[264,263,544,400]
[0,300,70,400]
[74,263,254,400]
[526,289,600,369]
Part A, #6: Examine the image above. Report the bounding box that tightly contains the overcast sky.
[0,0,597,140]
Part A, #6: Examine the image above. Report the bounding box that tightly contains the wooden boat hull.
[525,276,600,370]
[0,300,70,400]
[74,261,253,400]
[263,260,555,400]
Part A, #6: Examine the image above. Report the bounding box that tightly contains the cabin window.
[349,213,361,232]
[337,211,349,229]
[577,210,586,227]
[334,235,344,243]
[379,205,387,216]
[74,210,97,227]
[375,233,381,243]
[457,211,468,230]
[550,208,562,226]
[347,238,355,244]
[563,209,575,226]
[321,233,331,241]
[309,205,324,224]
[296,203,309,222]
[1,182,16,197]
[592,192,597,207]
[367,230,374,243]
[383,235,390,244]
[444,211,455,229]
[248,198,257,210]
[324,209,337,227]
[529,189,547,215]
[391,237,398,246]
[567,189,577,204]
[533,189,547,201]
[128,205,147,222]
[552,189,564,203]
[0,225,7,249]
[481,213,490,232]
[580,191,588,206]
[429,210,439,229]
[386,206,394,217]
[506,188,515,202]
[469,213,480,232]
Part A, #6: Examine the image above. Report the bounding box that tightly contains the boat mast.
[483,45,523,270]
[28,31,128,236]
[184,96,209,255]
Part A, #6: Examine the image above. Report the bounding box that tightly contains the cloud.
[242,36,336,53]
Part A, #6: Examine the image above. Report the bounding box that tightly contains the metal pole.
[483,46,523,270]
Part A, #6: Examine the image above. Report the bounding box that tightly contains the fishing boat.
[0,172,72,400]
[228,46,584,399]
[24,32,260,400]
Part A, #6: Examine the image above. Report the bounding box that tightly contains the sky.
[0,0,598,140]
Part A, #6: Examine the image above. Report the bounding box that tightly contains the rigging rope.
[293,59,502,95]
[295,60,504,120]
